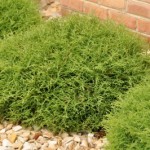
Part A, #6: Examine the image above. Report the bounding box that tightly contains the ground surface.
[0,122,108,150]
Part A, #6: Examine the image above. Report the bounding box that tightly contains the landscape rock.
[12,126,22,132]
[22,142,33,150]
[13,141,23,149]
[0,128,6,134]
[2,139,12,147]
[6,124,13,131]
[33,132,42,140]
[61,132,69,139]
[42,130,53,139]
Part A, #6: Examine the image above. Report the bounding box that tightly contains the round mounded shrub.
[103,77,150,150]
[0,0,41,39]
[0,15,149,132]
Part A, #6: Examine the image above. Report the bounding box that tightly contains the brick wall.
[60,0,150,42]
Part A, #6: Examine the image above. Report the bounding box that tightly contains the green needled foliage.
[103,76,150,150]
[0,15,149,133]
[0,0,41,39]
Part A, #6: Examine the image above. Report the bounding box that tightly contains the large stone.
[62,137,74,145]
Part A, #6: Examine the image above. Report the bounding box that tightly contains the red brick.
[60,0,68,6]
[88,0,98,3]
[127,0,150,19]
[141,0,150,4]
[109,10,137,30]
[98,0,126,9]
[138,19,150,35]
[83,1,108,20]
[60,0,83,12]
[61,6,72,16]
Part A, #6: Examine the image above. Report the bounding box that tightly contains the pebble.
[33,132,42,140]
[0,125,4,130]
[22,142,32,150]
[74,135,81,143]
[0,128,6,133]
[8,133,17,143]
[12,126,22,132]
[6,124,13,131]
[43,131,53,139]
[0,122,108,150]
[2,139,12,147]
[61,132,69,139]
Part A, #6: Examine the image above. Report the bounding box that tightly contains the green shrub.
[0,0,41,39]
[103,77,150,150]
[0,15,149,132]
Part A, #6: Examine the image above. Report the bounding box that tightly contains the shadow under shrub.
[0,0,41,39]
[0,15,149,132]
[103,76,150,150]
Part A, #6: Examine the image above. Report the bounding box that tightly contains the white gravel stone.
[12,126,22,132]
[22,142,32,150]
[80,139,88,147]
[48,140,57,145]
[2,139,12,147]
[74,135,81,143]
[0,128,6,133]
[62,137,74,145]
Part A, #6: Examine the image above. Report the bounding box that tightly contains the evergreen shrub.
[103,77,150,150]
[0,15,149,132]
[0,0,41,39]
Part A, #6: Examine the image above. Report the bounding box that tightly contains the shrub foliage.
[103,77,150,150]
[0,15,149,132]
[0,0,41,39]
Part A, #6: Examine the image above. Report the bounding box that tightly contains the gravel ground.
[0,122,108,150]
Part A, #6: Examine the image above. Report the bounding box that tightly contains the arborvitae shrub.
[0,0,41,39]
[103,77,150,150]
[0,15,149,132]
